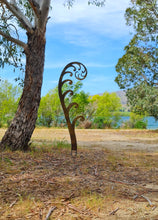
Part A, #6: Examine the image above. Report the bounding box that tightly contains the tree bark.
[0,30,46,151]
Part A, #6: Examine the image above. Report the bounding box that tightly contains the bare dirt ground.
[1,128,158,219]
[1,128,158,152]
[31,128,158,152]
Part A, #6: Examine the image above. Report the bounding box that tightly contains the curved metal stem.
[58,62,88,154]
[72,115,85,128]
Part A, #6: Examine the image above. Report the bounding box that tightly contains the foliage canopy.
[115,0,158,118]
[115,0,158,89]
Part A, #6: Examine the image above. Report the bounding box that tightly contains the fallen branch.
[141,195,153,206]
[109,207,119,216]
[133,194,154,207]
[45,206,57,220]
[104,178,136,186]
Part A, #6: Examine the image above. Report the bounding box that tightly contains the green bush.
[134,120,147,129]
[121,112,147,129]
[93,113,121,129]
[93,117,105,129]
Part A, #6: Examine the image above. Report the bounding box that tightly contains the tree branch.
[28,0,40,18]
[0,30,27,48]
[40,0,50,30]
[0,0,33,32]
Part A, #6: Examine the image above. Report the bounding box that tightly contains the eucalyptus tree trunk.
[0,30,46,151]
[0,0,50,151]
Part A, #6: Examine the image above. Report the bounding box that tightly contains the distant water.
[121,116,158,130]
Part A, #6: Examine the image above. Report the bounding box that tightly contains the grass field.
[1,128,158,219]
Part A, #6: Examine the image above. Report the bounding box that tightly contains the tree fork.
[0,30,46,151]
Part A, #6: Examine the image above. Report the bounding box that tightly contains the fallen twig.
[67,204,83,214]
[9,199,18,208]
[62,192,75,202]
[133,195,138,200]
[109,207,119,216]
[94,167,98,176]
[104,178,136,185]
[45,206,57,220]
[133,194,153,207]
[141,195,153,206]
[152,206,157,211]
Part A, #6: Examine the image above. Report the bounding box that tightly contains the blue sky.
[1,0,133,96]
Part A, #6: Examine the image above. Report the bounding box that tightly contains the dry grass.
[1,128,158,219]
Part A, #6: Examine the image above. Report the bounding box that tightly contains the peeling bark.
[0,30,46,151]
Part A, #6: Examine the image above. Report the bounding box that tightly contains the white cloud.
[63,29,95,47]
[49,0,132,39]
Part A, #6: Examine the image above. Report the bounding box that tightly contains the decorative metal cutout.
[58,62,88,155]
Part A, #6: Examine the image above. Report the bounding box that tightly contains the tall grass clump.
[53,139,70,150]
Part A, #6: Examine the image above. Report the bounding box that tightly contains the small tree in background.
[37,87,62,127]
[89,92,122,128]
[0,80,21,127]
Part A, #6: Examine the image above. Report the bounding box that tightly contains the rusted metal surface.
[58,62,88,155]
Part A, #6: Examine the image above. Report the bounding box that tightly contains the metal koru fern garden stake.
[58,62,88,155]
